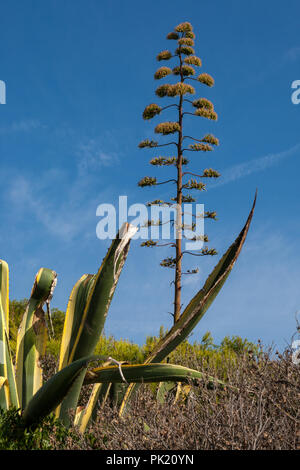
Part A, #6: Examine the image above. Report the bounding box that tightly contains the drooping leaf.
[83,363,221,386]
[22,356,108,426]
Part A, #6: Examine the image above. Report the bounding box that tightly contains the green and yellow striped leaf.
[22,356,108,426]
[78,359,127,433]
[56,223,137,424]
[16,268,57,409]
[83,363,221,386]
[119,194,257,416]
[0,260,19,410]
[77,382,111,432]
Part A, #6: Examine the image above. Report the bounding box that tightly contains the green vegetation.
[9,299,259,371]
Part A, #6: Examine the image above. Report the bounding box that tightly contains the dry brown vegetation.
[43,345,299,450]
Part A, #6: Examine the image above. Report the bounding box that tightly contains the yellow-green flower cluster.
[175,22,193,33]
[178,38,194,46]
[138,139,158,148]
[201,247,218,256]
[184,179,206,191]
[192,98,214,110]
[150,156,176,166]
[189,143,213,152]
[143,103,162,120]
[197,73,215,87]
[204,211,217,220]
[202,168,221,178]
[166,32,179,40]
[160,257,176,268]
[176,46,194,56]
[181,195,196,203]
[141,240,157,247]
[156,83,195,97]
[146,199,166,206]
[201,134,219,146]
[155,121,181,135]
[185,31,195,39]
[184,55,202,66]
[157,50,172,61]
[195,108,218,120]
[190,234,209,243]
[154,66,172,80]
[173,65,195,76]
[138,176,157,187]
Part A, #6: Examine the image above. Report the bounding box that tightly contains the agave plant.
[0,196,255,433]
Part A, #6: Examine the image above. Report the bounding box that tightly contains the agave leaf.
[119,194,257,416]
[76,359,112,432]
[78,359,129,433]
[57,223,137,425]
[0,376,10,410]
[83,363,222,386]
[174,382,192,404]
[55,274,95,420]
[69,223,138,362]
[15,268,57,409]
[58,274,95,372]
[77,382,111,433]
[22,355,109,427]
[156,381,177,404]
[0,260,19,410]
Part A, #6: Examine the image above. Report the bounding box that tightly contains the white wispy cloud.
[0,119,46,134]
[211,143,300,188]
[6,167,110,241]
[285,46,300,62]
[76,139,118,174]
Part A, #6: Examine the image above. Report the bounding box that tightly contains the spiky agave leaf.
[22,356,110,427]
[56,223,137,425]
[0,261,19,410]
[77,359,127,433]
[83,363,222,386]
[15,268,57,409]
[119,194,257,416]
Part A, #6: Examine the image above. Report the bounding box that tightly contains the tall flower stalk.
[138,22,220,323]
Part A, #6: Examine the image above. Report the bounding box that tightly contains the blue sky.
[1,0,300,349]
